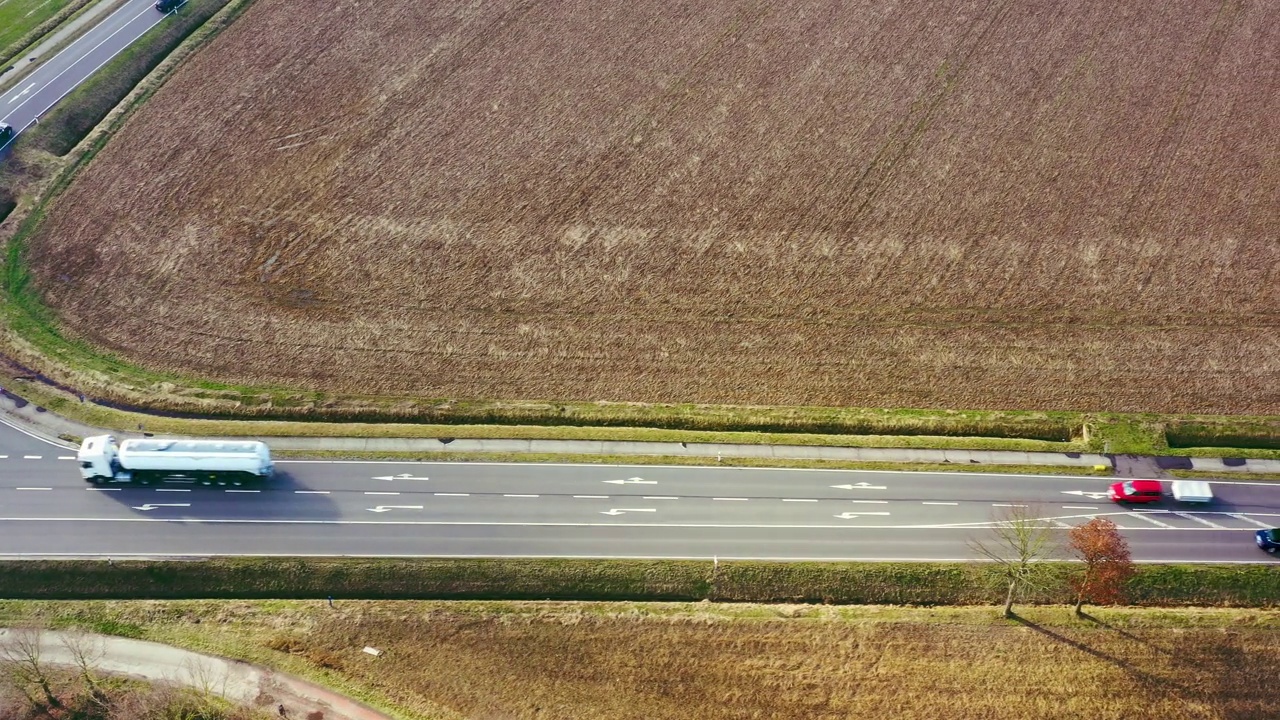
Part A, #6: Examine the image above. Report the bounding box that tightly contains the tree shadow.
[1009,613,1190,695]
[1077,612,1174,657]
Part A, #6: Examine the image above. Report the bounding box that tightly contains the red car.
[1109,479,1163,503]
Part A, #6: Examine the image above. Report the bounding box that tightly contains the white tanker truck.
[77,435,274,486]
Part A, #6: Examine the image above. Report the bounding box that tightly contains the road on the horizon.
[0,419,1277,562]
[1,0,169,148]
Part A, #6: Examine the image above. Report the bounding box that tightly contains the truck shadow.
[96,468,344,521]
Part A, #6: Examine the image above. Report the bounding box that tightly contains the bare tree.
[0,626,63,714]
[970,505,1058,618]
[1068,517,1136,616]
[61,628,112,711]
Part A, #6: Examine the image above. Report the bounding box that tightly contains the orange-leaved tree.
[1067,518,1136,616]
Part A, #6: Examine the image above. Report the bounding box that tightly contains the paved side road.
[0,628,396,720]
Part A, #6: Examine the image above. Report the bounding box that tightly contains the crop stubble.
[25,0,1280,413]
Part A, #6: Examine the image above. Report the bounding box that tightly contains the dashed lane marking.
[434,493,470,497]
[992,503,1027,508]
[921,502,958,506]
[364,491,400,496]
[643,496,679,500]
[155,488,190,493]
[295,490,329,495]
[22,455,41,459]
[782,498,818,502]
[848,500,890,504]
[713,498,748,501]
[16,487,50,491]
[226,489,260,494]
[504,494,540,498]
[1063,506,1099,510]
[574,495,609,499]
[58,456,75,460]
[86,487,121,491]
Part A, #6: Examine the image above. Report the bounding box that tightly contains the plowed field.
[24,0,1280,413]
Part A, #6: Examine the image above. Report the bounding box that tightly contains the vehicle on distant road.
[77,434,274,486]
[1257,528,1280,554]
[155,0,185,12]
[1108,479,1163,503]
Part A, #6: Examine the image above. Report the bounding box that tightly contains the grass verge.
[0,600,1277,720]
[0,558,1276,607]
[0,0,89,71]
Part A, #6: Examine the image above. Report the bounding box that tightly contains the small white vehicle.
[1170,480,1214,504]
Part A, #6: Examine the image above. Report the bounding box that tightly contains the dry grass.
[7,601,1280,720]
[20,0,1280,415]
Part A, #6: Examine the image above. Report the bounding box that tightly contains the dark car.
[1108,479,1163,504]
[0,122,14,146]
[155,0,184,12]
[1257,528,1280,554]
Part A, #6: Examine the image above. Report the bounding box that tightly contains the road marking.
[0,455,7,459]
[86,487,121,491]
[834,511,891,519]
[1127,512,1175,529]
[156,488,190,492]
[992,503,1027,508]
[295,490,330,495]
[782,498,818,502]
[1052,520,1073,529]
[132,503,190,511]
[713,497,748,501]
[225,489,260,494]
[604,477,656,485]
[574,495,609,499]
[848,500,889,504]
[832,483,887,490]
[367,505,423,513]
[434,493,470,497]
[58,456,75,460]
[504,494,539,498]
[921,501,959,506]
[1174,512,1225,529]
[643,496,679,500]
[8,83,35,103]
[1228,513,1274,528]
[372,474,430,481]
[16,487,51,491]
[1062,506,1099,510]
[601,508,656,516]
[364,491,400,496]
[164,480,195,484]
[22,455,41,459]
[1062,490,1111,500]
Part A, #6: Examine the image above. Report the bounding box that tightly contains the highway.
[1,0,169,147]
[0,419,1276,562]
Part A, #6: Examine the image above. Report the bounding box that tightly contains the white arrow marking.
[831,483,887,490]
[367,505,424,513]
[8,83,34,103]
[373,473,431,481]
[834,511,891,519]
[600,508,657,516]
[132,503,191,511]
[603,477,656,485]
[1061,490,1110,500]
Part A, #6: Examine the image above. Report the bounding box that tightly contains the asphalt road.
[0,419,1276,562]
[1,0,168,147]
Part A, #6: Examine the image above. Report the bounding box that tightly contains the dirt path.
[0,628,397,720]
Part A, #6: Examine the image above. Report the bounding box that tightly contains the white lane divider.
[782,498,818,502]
[831,483,887,490]
[574,495,609,499]
[1175,512,1225,529]
[834,511,891,519]
[643,496,679,500]
[0,455,7,459]
[601,508,656,516]
[604,477,656,485]
[992,503,1027,508]
[372,474,430,481]
[58,456,75,460]
[848,500,889,504]
[133,503,190,511]
[921,501,958,506]
[504,494,540,498]
[16,487,51,491]
[156,488,190,492]
[86,487,121,491]
[364,491,400,496]
[367,505,423,513]
[295,490,329,495]
[434,493,470,497]
[713,497,748,501]
[22,455,41,459]
[1062,506,1098,510]
[1127,512,1175,529]
[226,489,260,494]
[1228,513,1274,528]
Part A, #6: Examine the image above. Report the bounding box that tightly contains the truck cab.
[77,435,123,483]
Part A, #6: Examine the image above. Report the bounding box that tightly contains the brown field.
[9,601,1280,720]
[23,0,1280,414]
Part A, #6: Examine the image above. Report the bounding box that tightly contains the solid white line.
[643,496,679,500]
[15,487,51,491]
[364,491,400,495]
[573,495,609,499]
[295,490,329,495]
[58,456,75,460]
[1062,506,1098,510]
[434,493,470,497]
[921,501,959,506]
[22,455,41,459]
[8,3,162,129]
[0,413,76,449]
[848,500,890,504]
[1228,513,1274,528]
[1127,512,1175,529]
[504,494,540,498]
[0,516,1263,531]
[1174,512,1225,529]
[713,498,748,501]
[225,489,260,494]
[155,488,190,493]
